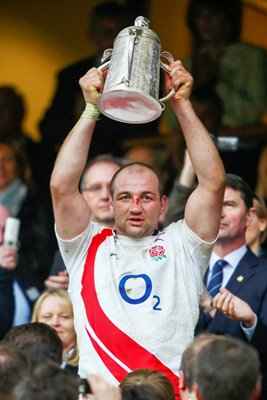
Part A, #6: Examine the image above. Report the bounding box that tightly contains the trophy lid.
[115,16,160,42]
[134,16,150,28]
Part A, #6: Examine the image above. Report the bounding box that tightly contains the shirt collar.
[210,245,247,271]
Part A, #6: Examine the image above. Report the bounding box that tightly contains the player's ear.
[160,195,168,215]
[179,370,186,390]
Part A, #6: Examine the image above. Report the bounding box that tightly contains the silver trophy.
[97,16,175,124]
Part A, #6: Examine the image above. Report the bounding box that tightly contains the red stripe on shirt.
[81,228,180,398]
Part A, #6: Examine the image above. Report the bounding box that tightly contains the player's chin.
[126,225,146,238]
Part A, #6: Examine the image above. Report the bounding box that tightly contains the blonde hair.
[253,195,267,244]
[120,368,175,400]
[31,289,79,367]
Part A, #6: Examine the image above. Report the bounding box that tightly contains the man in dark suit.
[196,173,267,399]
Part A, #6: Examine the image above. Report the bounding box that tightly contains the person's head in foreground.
[194,336,261,400]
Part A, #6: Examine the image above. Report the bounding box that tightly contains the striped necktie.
[207,259,228,297]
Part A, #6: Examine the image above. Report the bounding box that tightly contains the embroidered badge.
[148,245,167,261]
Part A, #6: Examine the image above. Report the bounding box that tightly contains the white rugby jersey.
[57,220,214,397]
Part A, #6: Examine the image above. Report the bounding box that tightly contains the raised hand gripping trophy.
[97,16,175,124]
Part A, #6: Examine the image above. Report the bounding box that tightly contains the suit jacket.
[196,248,267,337]
[0,268,15,339]
[196,247,267,399]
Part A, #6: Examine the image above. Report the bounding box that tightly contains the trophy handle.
[98,48,112,72]
[159,51,175,104]
[98,60,110,72]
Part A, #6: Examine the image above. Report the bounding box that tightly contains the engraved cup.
[97,16,174,124]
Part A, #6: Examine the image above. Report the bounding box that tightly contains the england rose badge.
[148,245,167,261]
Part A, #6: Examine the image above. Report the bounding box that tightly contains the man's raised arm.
[167,61,225,242]
[50,68,104,240]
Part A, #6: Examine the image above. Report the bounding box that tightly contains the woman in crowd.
[256,146,267,204]
[31,288,79,375]
[246,194,267,258]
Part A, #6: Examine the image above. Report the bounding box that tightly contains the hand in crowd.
[199,287,216,318]
[85,374,122,400]
[213,287,256,328]
[0,244,18,270]
[199,287,211,309]
[44,269,69,289]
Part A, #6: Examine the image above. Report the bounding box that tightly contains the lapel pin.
[237,275,244,282]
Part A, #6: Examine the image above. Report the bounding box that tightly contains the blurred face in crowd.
[217,187,254,244]
[81,161,120,227]
[111,164,167,238]
[0,144,17,191]
[36,294,76,354]
[193,6,227,43]
[246,197,267,252]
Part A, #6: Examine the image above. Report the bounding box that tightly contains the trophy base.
[97,89,162,124]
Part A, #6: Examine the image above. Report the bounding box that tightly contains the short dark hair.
[195,337,261,400]
[0,86,25,122]
[13,361,79,400]
[0,343,30,394]
[110,162,165,198]
[2,322,63,368]
[226,173,253,209]
[89,1,130,33]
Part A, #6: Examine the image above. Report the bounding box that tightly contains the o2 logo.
[118,274,161,311]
